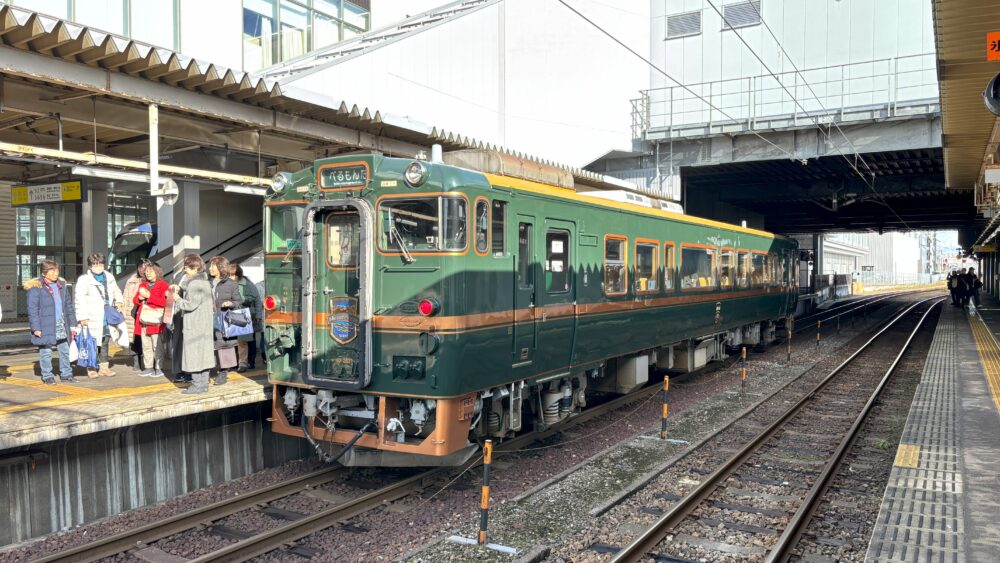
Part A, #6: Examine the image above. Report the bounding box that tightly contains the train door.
[536,220,576,369]
[303,203,371,389]
[513,215,537,368]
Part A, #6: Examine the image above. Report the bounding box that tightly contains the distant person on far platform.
[170,254,216,394]
[962,267,983,309]
[229,263,262,372]
[75,253,125,378]
[133,263,169,377]
[25,260,77,385]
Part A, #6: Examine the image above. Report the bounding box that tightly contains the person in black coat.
[208,256,240,386]
[962,267,983,308]
[25,260,78,384]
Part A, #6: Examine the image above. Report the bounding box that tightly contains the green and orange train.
[262,149,798,466]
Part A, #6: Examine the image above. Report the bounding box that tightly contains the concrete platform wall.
[0,402,311,547]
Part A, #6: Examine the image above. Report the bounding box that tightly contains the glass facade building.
[4,0,371,72]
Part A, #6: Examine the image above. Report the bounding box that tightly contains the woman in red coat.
[133,263,169,377]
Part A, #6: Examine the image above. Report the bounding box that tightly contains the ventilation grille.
[666,11,702,39]
[723,1,762,29]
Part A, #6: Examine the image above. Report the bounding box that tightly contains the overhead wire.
[705,0,913,230]
[552,0,797,162]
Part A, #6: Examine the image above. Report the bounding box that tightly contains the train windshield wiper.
[389,223,415,264]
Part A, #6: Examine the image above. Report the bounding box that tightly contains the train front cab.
[265,161,480,467]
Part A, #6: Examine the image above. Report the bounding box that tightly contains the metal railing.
[631,54,938,140]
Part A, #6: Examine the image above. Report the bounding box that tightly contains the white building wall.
[649,0,937,128]
[286,0,650,166]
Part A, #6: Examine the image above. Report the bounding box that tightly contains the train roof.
[441,149,788,242]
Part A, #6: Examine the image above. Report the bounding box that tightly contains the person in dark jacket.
[948,270,961,306]
[229,263,262,372]
[208,256,240,386]
[962,267,983,308]
[26,260,78,384]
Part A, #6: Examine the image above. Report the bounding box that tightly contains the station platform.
[866,296,1000,562]
[0,346,269,451]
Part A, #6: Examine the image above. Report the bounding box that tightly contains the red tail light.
[263,295,279,311]
[418,298,440,317]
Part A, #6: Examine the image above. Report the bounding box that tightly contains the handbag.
[139,304,164,325]
[220,308,254,338]
[75,328,99,370]
[105,304,125,325]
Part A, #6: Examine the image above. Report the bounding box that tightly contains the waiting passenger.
[133,263,169,377]
[75,254,125,378]
[962,267,983,309]
[229,263,262,372]
[122,260,151,372]
[170,254,216,394]
[208,256,240,384]
[26,260,77,385]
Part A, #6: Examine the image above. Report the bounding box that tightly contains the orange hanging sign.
[989,31,1000,61]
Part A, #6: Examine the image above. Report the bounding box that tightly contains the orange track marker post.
[660,376,670,440]
[741,346,748,393]
[478,440,494,545]
[816,320,821,348]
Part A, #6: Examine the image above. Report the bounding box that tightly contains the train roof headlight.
[271,172,291,194]
[404,161,427,187]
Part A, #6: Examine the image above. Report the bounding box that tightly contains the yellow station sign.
[11,180,86,207]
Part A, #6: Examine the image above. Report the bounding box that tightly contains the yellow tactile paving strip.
[968,314,1000,416]
[0,372,259,416]
[893,443,920,468]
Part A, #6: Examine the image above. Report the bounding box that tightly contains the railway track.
[608,296,943,563]
[792,289,933,334]
[36,379,665,563]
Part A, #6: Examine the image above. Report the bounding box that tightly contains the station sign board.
[11,179,87,207]
[990,31,1000,62]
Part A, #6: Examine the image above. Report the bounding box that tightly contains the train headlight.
[271,172,291,194]
[404,161,427,187]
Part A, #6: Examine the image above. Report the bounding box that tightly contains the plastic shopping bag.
[69,338,79,362]
[75,328,99,370]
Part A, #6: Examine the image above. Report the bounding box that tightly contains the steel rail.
[765,299,945,563]
[609,296,941,563]
[188,384,664,563]
[792,288,939,334]
[38,375,660,563]
[35,466,348,563]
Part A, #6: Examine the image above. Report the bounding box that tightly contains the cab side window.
[604,237,627,295]
[492,201,507,256]
[474,199,489,255]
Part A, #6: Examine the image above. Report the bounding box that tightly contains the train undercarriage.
[272,320,781,467]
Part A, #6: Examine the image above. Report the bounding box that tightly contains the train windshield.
[378,196,467,252]
[108,226,155,277]
[266,205,304,253]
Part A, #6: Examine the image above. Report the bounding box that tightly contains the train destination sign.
[11,179,87,207]
[321,164,368,189]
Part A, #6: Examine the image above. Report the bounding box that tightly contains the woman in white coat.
[75,253,124,378]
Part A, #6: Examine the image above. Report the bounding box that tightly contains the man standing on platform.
[962,267,983,309]
[25,260,78,385]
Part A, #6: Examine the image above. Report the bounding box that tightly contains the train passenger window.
[378,196,468,252]
[474,199,490,255]
[681,246,716,289]
[604,236,627,295]
[266,205,304,252]
[737,251,750,288]
[326,214,360,267]
[518,223,533,288]
[664,244,675,290]
[546,230,570,293]
[492,200,507,256]
[635,242,658,293]
[751,253,767,288]
[769,252,781,287]
[719,250,735,289]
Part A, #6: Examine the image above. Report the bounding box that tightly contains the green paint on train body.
[263,154,798,398]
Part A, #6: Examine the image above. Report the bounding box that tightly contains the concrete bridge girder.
[641,115,942,169]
